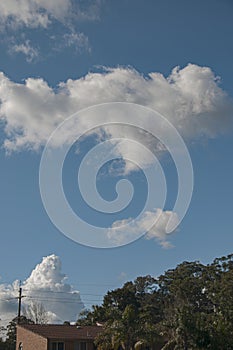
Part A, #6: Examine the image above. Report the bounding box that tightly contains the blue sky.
[0,0,233,323]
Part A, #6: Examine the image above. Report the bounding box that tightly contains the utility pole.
[17,285,23,324]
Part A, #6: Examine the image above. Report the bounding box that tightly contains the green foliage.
[78,254,233,349]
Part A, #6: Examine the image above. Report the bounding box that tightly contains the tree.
[78,254,233,350]
[201,254,233,349]
[5,316,34,350]
[0,324,7,348]
[81,276,164,349]
[156,261,214,349]
[76,309,95,326]
[24,301,48,324]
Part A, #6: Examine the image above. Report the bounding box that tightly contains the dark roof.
[18,324,103,340]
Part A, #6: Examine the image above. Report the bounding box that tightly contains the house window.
[80,343,87,350]
[18,342,23,350]
[51,342,65,350]
[74,342,87,350]
[58,343,65,350]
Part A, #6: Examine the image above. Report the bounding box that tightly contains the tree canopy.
[77,254,233,350]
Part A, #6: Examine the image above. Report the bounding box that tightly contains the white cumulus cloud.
[0,255,84,327]
[0,64,232,164]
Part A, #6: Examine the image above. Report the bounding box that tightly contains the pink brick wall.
[16,326,96,350]
[16,326,48,350]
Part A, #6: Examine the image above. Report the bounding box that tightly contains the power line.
[1,296,103,303]
[26,297,102,303]
[23,282,116,287]
[0,297,19,301]
[1,295,103,303]
[22,289,104,296]
[1,286,104,322]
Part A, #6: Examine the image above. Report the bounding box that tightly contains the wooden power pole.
[17,286,23,324]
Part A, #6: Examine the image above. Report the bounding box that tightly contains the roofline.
[17,324,102,340]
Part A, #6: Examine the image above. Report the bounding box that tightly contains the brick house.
[16,324,103,350]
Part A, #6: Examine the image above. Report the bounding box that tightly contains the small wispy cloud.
[9,40,39,62]
[63,32,91,53]
[0,0,102,62]
[51,30,91,54]
[107,209,179,248]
